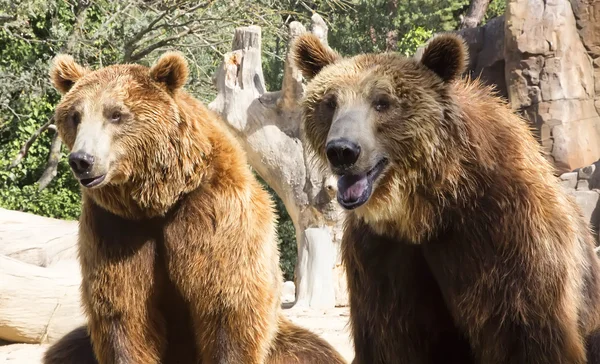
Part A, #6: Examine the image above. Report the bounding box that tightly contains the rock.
[416,0,600,172]
[416,17,507,99]
[561,162,600,244]
[505,0,600,171]
[569,0,600,58]
[475,16,504,70]
[456,26,484,71]
[579,164,596,180]
[577,179,590,191]
[559,172,578,189]
[565,190,600,229]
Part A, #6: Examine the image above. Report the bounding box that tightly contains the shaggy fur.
[43,52,346,364]
[292,32,600,363]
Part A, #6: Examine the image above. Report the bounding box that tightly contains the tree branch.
[0,13,15,25]
[122,5,175,60]
[127,24,204,62]
[460,0,491,29]
[63,0,92,52]
[37,133,62,191]
[9,118,55,169]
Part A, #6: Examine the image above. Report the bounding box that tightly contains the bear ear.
[149,51,189,91]
[291,33,341,80]
[49,54,89,94]
[419,33,468,83]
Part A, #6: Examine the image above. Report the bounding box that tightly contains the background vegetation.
[0,0,505,280]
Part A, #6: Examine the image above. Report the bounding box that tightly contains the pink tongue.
[337,174,369,202]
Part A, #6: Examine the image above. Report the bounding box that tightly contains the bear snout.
[326,138,361,169]
[68,151,95,175]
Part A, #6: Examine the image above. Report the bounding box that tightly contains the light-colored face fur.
[49,52,209,219]
[50,53,189,189]
[292,33,468,217]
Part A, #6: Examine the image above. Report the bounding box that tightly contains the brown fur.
[291,34,341,80]
[44,52,346,364]
[292,32,600,363]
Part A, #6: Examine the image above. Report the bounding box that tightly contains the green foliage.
[397,26,434,56]
[321,0,469,55]
[272,192,298,281]
[0,0,82,219]
[253,172,297,281]
[484,0,507,24]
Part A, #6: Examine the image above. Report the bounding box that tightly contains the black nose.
[326,138,361,168]
[68,151,95,175]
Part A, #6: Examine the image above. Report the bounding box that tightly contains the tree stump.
[210,15,348,308]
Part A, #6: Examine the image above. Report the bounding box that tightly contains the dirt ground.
[0,306,354,363]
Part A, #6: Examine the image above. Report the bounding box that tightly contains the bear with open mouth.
[292,32,600,364]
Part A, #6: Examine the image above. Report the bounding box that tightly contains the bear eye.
[70,111,81,127]
[110,111,122,123]
[373,97,391,112]
[323,95,337,111]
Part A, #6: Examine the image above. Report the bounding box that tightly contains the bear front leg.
[79,213,165,364]
[343,218,473,364]
[170,266,279,364]
[162,211,279,364]
[423,237,587,364]
[467,315,586,364]
[195,309,278,364]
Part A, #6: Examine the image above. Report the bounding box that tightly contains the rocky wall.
[505,0,600,172]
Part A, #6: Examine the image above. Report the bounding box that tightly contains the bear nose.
[68,151,95,175]
[326,138,361,168]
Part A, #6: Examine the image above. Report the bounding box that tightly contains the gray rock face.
[505,0,600,171]
[456,16,508,100]
[562,160,600,243]
[569,0,600,116]
[416,0,600,173]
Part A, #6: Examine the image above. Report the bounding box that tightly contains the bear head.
[49,52,211,218]
[292,33,469,216]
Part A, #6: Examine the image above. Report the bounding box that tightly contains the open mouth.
[336,158,389,210]
[79,174,106,188]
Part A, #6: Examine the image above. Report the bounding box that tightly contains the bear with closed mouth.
[42,51,347,364]
[292,32,600,363]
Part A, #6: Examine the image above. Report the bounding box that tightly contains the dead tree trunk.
[209,15,348,308]
[460,0,491,29]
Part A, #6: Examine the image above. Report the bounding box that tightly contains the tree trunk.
[0,255,84,344]
[0,208,78,267]
[294,227,336,308]
[209,15,348,308]
[460,0,491,29]
[37,132,62,190]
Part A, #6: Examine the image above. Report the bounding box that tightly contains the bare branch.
[122,5,177,60]
[5,105,24,121]
[127,24,204,62]
[62,0,92,52]
[37,133,63,191]
[9,118,55,169]
[0,13,16,25]
[460,0,492,29]
[88,2,134,40]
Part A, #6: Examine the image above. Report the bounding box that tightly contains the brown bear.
[43,51,346,364]
[291,32,600,364]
